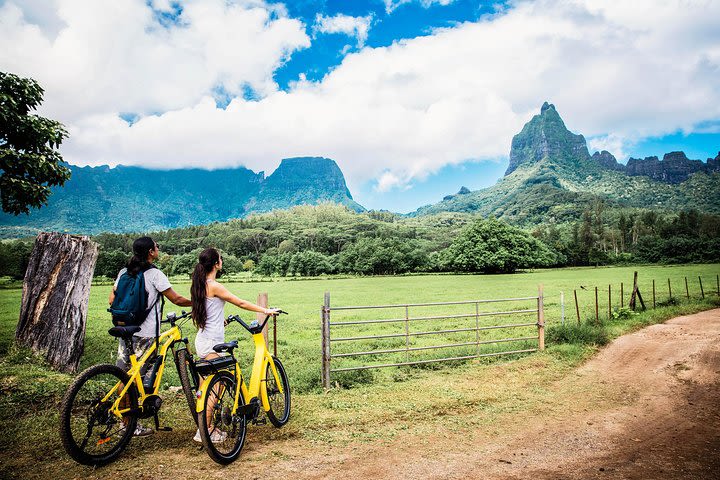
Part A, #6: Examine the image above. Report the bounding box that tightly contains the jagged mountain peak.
[505,102,590,176]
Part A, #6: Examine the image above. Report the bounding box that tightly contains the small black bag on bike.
[109,266,158,327]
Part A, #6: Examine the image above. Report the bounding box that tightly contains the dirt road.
[265,308,720,479]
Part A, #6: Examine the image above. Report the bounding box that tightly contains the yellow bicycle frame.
[103,326,182,419]
[195,330,284,415]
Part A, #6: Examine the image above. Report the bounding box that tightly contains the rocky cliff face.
[249,157,360,212]
[505,102,590,175]
[415,103,720,222]
[589,150,720,184]
[591,150,624,171]
[507,102,719,185]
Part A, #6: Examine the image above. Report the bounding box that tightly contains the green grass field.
[0,264,719,478]
[1,264,718,392]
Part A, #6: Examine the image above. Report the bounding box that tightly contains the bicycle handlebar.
[163,310,191,325]
[226,310,287,334]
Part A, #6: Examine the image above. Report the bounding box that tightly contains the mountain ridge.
[0,157,363,236]
[413,103,720,223]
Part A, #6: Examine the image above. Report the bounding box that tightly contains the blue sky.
[1,0,718,213]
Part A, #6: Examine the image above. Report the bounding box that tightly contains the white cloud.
[313,13,373,47]
[375,171,412,192]
[1,0,719,194]
[0,0,309,121]
[384,0,456,14]
[587,134,630,162]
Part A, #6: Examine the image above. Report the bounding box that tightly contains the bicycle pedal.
[252,417,267,425]
[158,427,172,431]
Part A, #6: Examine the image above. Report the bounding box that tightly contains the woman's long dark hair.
[191,248,221,329]
[127,236,155,275]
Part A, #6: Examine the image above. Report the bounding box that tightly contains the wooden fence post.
[258,292,269,348]
[620,282,624,308]
[699,276,704,299]
[594,286,599,324]
[717,274,719,296]
[608,285,612,320]
[537,285,544,351]
[574,289,580,325]
[321,292,331,389]
[668,278,672,299]
[685,277,690,299]
[629,271,646,311]
[652,279,656,308]
[16,232,99,373]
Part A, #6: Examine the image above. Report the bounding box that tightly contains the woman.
[190,247,279,442]
[109,236,191,437]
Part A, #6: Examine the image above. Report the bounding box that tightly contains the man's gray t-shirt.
[114,267,171,338]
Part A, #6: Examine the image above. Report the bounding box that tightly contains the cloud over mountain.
[1,0,719,194]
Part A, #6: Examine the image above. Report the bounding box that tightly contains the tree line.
[1,203,718,281]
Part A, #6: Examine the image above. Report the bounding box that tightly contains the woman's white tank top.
[194,296,226,359]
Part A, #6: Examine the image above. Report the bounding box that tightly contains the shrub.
[546,322,609,346]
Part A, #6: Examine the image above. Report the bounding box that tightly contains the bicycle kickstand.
[154,414,172,432]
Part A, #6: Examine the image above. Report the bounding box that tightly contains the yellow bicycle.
[195,311,290,464]
[59,311,198,466]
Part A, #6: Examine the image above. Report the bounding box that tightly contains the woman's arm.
[109,288,116,306]
[161,287,192,307]
[210,282,277,315]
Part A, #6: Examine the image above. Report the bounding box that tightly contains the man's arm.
[161,287,192,307]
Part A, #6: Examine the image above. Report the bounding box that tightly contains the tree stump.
[15,232,99,372]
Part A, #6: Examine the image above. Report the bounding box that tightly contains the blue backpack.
[109,267,161,327]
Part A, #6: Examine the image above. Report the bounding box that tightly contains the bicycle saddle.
[212,340,239,353]
[108,325,141,339]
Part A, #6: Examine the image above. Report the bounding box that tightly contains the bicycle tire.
[198,371,247,465]
[59,363,138,466]
[174,348,199,425]
[264,357,291,427]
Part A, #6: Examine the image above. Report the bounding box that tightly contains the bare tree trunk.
[15,232,99,373]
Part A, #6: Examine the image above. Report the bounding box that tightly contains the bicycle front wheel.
[174,348,199,425]
[59,364,138,466]
[264,357,291,427]
[198,371,247,465]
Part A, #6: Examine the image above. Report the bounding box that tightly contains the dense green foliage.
[0,240,32,278]
[3,203,719,281]
[0,72,70,215]
[532,203,720,267]
[441,217,555,273]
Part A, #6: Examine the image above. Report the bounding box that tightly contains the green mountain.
[414,102,720,224]
[0,157,363,236]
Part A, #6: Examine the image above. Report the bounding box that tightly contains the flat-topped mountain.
[414,103,720,223]
[0,157,363,236]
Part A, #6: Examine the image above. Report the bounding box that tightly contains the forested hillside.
[0,157,362,237]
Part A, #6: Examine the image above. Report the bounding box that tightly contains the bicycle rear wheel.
[174,348,199,425]
[59,364,138,466]
[264,357,290,427]
[198,371,247,465]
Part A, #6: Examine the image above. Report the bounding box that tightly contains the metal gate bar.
[331,308,538,326]
[332,336,538,358]
[331,348,539,372]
